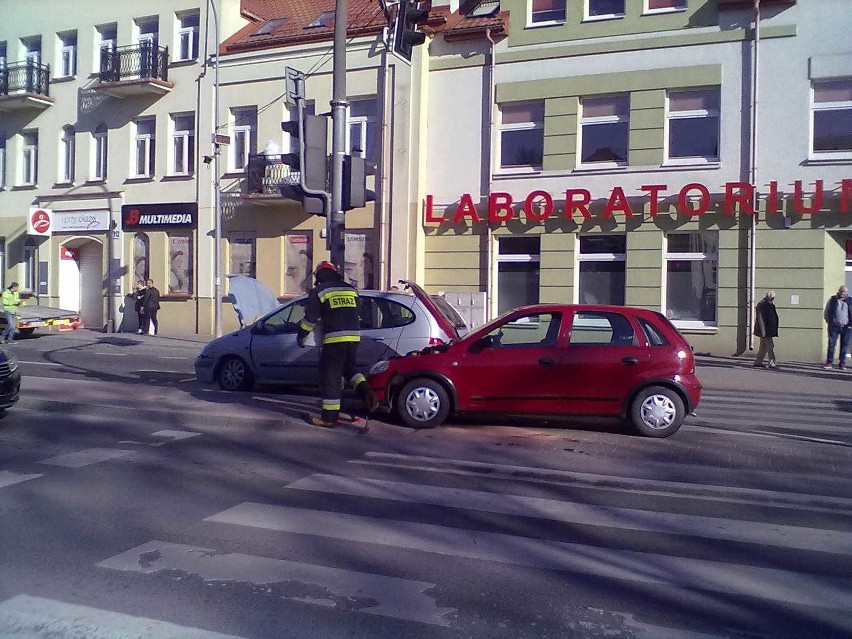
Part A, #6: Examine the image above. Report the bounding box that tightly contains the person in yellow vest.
[2,282,22,344]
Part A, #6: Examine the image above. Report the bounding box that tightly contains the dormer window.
[306,11,335,28]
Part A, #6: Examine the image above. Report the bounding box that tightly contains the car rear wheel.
[396,378,450,429]
[17,328,35,337]
[629,386,684,438]
[217,356,255,391]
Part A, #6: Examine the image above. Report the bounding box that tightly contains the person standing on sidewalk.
[753,291,779,369]
[823,284,852,369]
[296,261,378,429]
[134,281,147,334]
[1,282,22,344]
[141,278,161,336]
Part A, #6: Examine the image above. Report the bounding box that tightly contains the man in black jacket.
[753,291,779,369]
[823,284,852,369]
[296,261,378,429]
[142,279,161,336]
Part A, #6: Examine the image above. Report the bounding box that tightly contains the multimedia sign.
[121,202,197,230]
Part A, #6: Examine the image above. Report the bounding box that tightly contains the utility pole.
[329,0,349,271]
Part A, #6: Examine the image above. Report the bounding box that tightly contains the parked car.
[367,304,701,438]
[0,349,21,411]
[195,281,466,391]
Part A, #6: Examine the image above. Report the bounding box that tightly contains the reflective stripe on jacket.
[2,289,20,314]
[298,280,361,345]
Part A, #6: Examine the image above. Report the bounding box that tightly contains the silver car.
[195,281,466,391]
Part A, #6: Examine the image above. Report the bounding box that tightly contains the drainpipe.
[485,28,496,319]
[747,0,760,351]
[377,44,391,289]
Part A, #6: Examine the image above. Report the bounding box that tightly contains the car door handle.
[538,357,554,367]
[622,357,639,366]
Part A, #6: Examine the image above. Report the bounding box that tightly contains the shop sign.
[425,179,852,224]
[28,207,53,236]
[121,202,197,230]
[53,210,110,233]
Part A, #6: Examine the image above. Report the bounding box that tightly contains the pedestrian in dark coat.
[823,284,852,369]
[753,290,779,369]
[141,278,161,335]
[134,281,146,334]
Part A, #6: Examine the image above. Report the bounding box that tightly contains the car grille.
[0,362,11,378]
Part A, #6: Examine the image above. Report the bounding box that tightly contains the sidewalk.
[696,355,851,396]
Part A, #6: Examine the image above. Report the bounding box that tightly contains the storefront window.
[665,231,717,327]
[344,230,375,290]
[498,102,544,170]
[812,79,852,157]
[229,235,256,279]
[497,236,540,315]
[667,88,720,162]
[133,233,149,284]
[168,233,192,294]
[578,235,626,305]
[284,232,313,295]
[580,95,629,165]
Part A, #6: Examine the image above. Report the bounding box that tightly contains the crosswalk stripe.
[285,474,852,555]
[353,453,852,515]
[690,415,852,436]
[38,447,133,468]
[0,594,246,638]
[0,470,42,489]
[700,395,839,409]
[205,502,852,612]
[98,540,454,626]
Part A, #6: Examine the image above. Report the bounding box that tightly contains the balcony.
[0,61,54,112]
[243,154,300,205]
[94,44,173,98]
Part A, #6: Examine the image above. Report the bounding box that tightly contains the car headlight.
[7,358,18,373]
[369,360,390,375]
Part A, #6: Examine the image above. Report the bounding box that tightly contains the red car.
[367,304,701,438]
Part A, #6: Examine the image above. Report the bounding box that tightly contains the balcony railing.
[0,61,50,97]
[245,154,300,197]
[99,43,169,83]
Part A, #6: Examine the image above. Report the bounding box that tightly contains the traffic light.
[280,112,330,216]
[391,0,430,64]
[342,154,377,211]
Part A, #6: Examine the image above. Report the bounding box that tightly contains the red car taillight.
[428,337,445,346]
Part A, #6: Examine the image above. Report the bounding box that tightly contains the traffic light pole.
[329,0,349,271]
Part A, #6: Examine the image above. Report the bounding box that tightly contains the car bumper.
[194,357,216,384]
[0,370,21,408]
[680,373,702,411]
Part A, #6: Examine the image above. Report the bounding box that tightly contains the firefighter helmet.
[315,261,338,274]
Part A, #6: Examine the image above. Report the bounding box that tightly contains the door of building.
[79,241,104,330]
[58,246,80,312]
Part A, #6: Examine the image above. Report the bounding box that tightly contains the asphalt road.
[0,329,850,638]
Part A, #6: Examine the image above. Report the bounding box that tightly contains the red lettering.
[452,193,481,223]
[640,184,667,217]
[127,208,140,225]
[677,183,711,216]
[602,186,634,218]
[840,179,852,213]
[793,180,824,215]
[488,192,515,222]
[766,181,780,215]
[424,194,443,223]
[524,190,553,221]
[724,182,755,216]
[565,189,592,220]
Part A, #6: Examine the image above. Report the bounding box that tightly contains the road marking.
[16,361,62,366]
[120,430,201,447]
[0,471,42,489]
[206,502,852,613]
[38,447,133,468]
[0,594,246,638]
[90,352,127,357]
[353,453,852,515]
[98,540,454,626]
[690,415,852,437]
[285,474,852,555]
[158,356,189,360]
[700,395,841,409]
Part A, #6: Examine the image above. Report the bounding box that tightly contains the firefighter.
[296,261,379,429]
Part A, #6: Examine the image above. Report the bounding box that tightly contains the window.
[97,24,117,73]
[171,113,195,175]
[0,41,6,72]
[24,38,41,93]
[176,12,199,61]
[587,0,625,18]
[133,118,155,178]
[666,231,718,326]
[637,317,669,346]
[229,235,256,279]
[23,239,37,292]
[497,236,540,315]
[260,301,306,334]
[231,107,257,171]
[60,126,75,183]
[136,19,159,78]
[284,232,313,295]
[133,233,149,283]
[58,31,77,77]
[0,136,5,189]
[357,297,415,331]
[484,312,560,348]
[347,98,378,165]
[168,233,192,294]
[578,235,626,305]
[498,102,544,170]
[21,131,38,186]
[530,0,566,24]
[344,230,375,289]
[580,94,629,165]
[93,123,108,180]
[645,0,686,12]
[811,79,852,157]
[667,88,720,162]
[307,11,335,28]
[569,311,635,346]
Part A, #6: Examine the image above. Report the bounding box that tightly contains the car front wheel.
[629,385,684,438]
[217,356,255,391]
[396,378,450,429]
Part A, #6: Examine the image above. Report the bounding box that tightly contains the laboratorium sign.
[121,202,198,231]
[424,179,852,223]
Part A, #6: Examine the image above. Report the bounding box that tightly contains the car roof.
[508,303,658,316]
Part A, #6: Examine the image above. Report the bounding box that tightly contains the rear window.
[431,296,468,332]
[569,311,635,346]
[637,317,670,346]
[358,297,415,330]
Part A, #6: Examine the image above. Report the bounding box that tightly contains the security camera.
[202,155,213,165]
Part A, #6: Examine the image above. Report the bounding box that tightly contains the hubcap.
[405,387,440,422]
[222,360,244,389]
[640,394,677,430]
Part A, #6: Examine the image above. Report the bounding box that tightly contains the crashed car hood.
[227,275,281,326]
